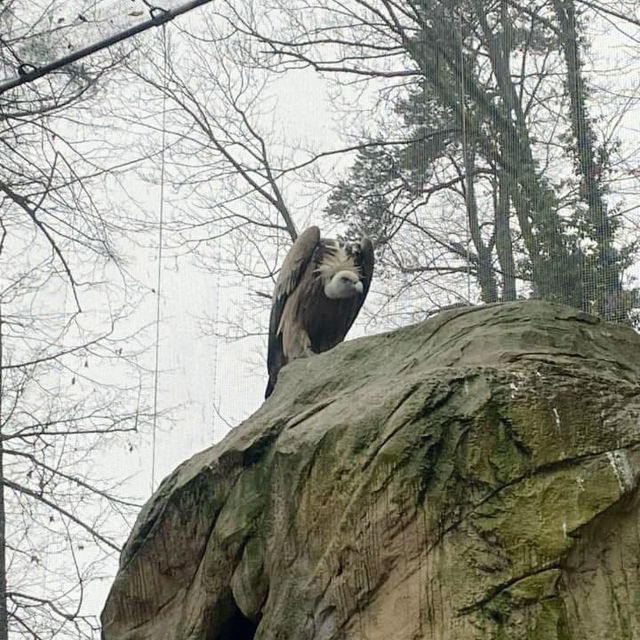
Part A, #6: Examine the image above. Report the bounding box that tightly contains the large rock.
[101,301,640,640]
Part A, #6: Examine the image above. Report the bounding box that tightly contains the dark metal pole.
[0,0,214,95]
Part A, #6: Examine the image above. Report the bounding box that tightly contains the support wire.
[151,25,169,494]
[0,0,214,95]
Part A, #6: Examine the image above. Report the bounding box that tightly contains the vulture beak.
[354,281,364,295]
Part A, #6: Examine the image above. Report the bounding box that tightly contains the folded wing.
[266,227,320,397]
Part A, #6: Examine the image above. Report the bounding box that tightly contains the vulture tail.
[264,376,276,399]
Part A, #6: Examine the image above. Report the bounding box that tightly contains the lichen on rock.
[101,301,640,640]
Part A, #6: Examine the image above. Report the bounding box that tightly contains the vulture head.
[324,270,364,299]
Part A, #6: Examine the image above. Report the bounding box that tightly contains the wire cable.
[151,24,169,494]
[0,0,214,95]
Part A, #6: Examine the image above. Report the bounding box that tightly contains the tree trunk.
[495,172,517,301]
[462,144,498,303]
[0,307,7,640]
[552,0,624,321]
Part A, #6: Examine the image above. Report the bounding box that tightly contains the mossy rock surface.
[101,301,640,640]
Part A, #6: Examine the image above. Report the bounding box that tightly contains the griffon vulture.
[265,226,374,398]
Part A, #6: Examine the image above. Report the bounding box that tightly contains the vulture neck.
[316,244,359,278]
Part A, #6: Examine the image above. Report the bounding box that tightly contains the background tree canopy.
[316,0,638,321]
[136,0,640,329]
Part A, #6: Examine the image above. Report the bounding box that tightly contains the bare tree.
[202,0,640,321]
[0,2,159,636]
[119,14,326,354]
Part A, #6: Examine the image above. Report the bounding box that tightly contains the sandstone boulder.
[101,301,640,639]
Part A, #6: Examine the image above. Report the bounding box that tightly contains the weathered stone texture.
[101,301,640,639]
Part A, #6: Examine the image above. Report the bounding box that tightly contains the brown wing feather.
[358,236,375,297]
[266,226,320,398]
